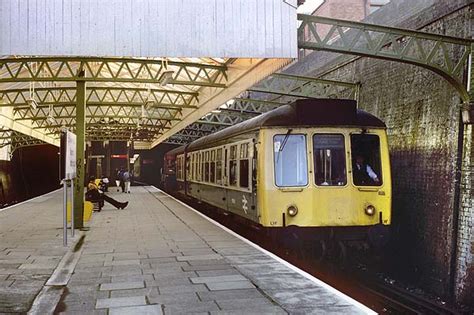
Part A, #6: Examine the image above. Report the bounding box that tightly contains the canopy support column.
[74,70,86,228]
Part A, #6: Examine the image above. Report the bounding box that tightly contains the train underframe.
[174,190,390,262]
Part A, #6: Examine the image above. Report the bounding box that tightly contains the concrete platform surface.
[0,186,375,314]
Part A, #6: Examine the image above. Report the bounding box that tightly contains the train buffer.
[0,187,375,314]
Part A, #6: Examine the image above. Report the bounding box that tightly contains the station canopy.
[0,0,298,150]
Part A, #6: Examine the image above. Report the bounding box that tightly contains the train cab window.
[351,134,383,186]
[273,134,308,187]
[239,143,249,188]
[229,145,238,186]
[313,134,347,186]
[210,150,216,183]
[216,148,223,185]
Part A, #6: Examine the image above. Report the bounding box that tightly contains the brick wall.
[456,124,473,303]
[289,0,473,306]
[312,0,366,37]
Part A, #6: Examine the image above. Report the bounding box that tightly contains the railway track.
[175,194,464,315]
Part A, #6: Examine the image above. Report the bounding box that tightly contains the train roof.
[168,98,386,155]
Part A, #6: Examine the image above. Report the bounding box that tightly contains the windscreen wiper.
[276,129,292,163]
[279,129,293,153]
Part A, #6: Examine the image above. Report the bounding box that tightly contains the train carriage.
[163,98,391,244]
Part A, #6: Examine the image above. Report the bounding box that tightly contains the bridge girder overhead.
[297,14,472,102]
[166,73,359,144]
[168,14,473,145]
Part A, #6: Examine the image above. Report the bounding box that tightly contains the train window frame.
[239,143,250,189]
[273,133,309,188]
[312,133,348,187]
[350,133,383,187]
[216,148,223,185]
[204,150,210,182]
[229,144,238,187]
[210,149,216,183]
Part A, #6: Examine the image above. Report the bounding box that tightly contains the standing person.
[119,167,125,193]
[123,170,131,193]
[86,176,128,210]
[114,168,121,192]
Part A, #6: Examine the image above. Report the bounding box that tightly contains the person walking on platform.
[86,176,128,210]
[119,167,126,193]
[123,170,131,193]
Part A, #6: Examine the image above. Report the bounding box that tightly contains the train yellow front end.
[258,127,391,232]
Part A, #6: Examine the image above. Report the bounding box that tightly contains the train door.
[312,132,353,225]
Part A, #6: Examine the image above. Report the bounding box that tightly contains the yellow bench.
[66,201,93,222]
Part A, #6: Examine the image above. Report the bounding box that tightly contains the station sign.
[60,130,77,180]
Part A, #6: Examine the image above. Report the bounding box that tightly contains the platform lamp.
[158,70,174,87]
[461,103,474,124]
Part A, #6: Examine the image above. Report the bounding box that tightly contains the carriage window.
[313,134,347,186]
[198,152,202,181]
[186,155,190,178]
[239,160,249,188]
[239,143,249,188]
[274,134,308,187]
[193,153,197,181]
[216,148,223,185]
[229,145,238,186]
[204,151,210,182]
[351,134,383,186]
[210,150,216,183]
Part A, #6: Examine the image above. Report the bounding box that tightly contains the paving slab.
[109,304,163,315]
[100,281,144,291]
[1,187,374,314]
[95,295,147,309]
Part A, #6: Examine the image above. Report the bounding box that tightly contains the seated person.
[86,176,128,210]
[100,175,109,192]
[352,155,380,185]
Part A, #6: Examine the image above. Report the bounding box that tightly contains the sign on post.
[60,129,77,246]
[61,130,77,180]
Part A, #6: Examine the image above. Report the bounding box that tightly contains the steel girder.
[0,87,198,109]
[0,57,227,88]
[250,73,358,100]
[170,16,473,145]
[297,14,472,102]
[0,128,45,154]
[167,73,357,143]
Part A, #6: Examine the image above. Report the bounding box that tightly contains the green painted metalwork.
[250,73,358,100]
[0,57,227,88]
[297,14,473,102]
[0,128,45,154]
[74,71,86,228]
[0,87,198,108]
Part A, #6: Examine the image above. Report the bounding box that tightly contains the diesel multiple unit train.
[162,99,391,246]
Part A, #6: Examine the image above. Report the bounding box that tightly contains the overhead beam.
[0,57,227,88]
[0,110,59,147]
[249,72,358,99]
[1,87,198,108]
[152,58,291,147]
[297,14,472,102]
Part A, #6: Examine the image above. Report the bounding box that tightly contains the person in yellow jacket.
[86,176,128,210]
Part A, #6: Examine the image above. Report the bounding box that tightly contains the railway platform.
[0,186,374,314]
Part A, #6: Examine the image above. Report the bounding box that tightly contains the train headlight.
[365,205,376,216]
[287,205,298,217]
